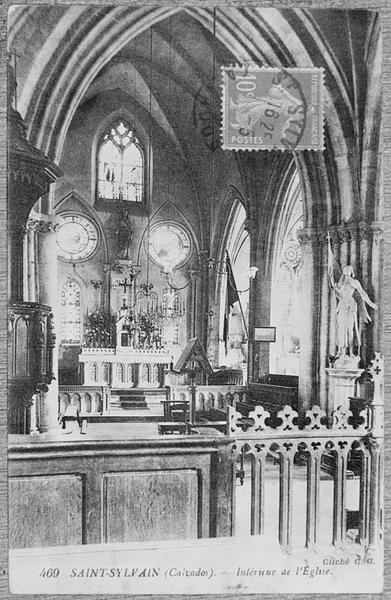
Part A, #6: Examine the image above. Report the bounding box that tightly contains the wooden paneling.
[103,469,198,543]
[8,437,234,548]
[9,474,83,549]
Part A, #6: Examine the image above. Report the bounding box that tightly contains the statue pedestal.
[326,367,364,416]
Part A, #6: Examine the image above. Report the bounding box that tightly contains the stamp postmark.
[221,65,324,151]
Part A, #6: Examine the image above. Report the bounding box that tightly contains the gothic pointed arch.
[212,192,249,370]
[268,172,304,375]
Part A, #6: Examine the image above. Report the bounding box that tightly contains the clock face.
[148,223,191,271]
[57,215,98,261]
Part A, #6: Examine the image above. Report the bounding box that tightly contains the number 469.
[40,568,59,578]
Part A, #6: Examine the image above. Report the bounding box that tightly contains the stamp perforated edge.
[220,64,325,152]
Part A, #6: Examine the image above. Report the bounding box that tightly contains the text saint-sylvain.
[70,568,160,578]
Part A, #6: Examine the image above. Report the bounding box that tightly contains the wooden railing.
[227,373,383,553]
[29,358,383,556]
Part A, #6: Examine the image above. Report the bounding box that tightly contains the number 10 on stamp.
[221,65,324,151]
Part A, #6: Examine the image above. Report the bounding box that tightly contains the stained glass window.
[60,280,81,343]
[97,120,144,202]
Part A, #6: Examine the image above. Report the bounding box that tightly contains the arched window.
[97,120,144,203]
[60,279,81,343]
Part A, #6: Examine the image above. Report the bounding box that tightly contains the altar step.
[117,395,148,410]
[79,414,162,423]
[109,389,167,419]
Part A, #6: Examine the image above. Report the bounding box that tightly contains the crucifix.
[118,277,132,313]
[118,269,140,309]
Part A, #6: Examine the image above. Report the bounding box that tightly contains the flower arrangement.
[83,311,115,348]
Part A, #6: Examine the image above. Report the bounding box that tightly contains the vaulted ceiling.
[9,6,382,230]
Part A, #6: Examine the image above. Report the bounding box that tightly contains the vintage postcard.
[4,2,387,597]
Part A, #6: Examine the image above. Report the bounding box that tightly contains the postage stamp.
[221,65,324,151]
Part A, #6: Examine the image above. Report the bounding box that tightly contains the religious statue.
[115,213,133,259]
[331,265,377,358]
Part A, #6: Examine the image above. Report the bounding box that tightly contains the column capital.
[28,214,62,234]
[298,221,382,247]
[35,220,60,234]
[297,228,326,247]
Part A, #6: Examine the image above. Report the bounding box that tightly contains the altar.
[79,260,184,398]
[79,346,172,389]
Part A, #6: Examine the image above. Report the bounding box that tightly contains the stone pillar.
[318,235,330,413]
[26,218,39,302]
[9,223,26,301]
[36,217,60,432]
[190,270,197,339]
[297,229,319,411]
[246,218,258,384]
[371,223,383,355]
[206,266,219,368]
[326,367,364,416]
[198,250,210,350]
[103,264,112,313]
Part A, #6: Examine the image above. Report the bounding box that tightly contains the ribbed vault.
[8,6,381,230]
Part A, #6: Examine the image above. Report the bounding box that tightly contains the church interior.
[7,6,384,565]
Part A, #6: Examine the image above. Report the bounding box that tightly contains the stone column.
[9,223,26,301]
[246,218,258,384]
[318,234,330,413]
[26,218,39,302]
[190,270,197,339]
[371,223,383,355]
[103,264,112,314]
[36,216,61,432]
[198,250,210,350]
[297,229,319,411]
